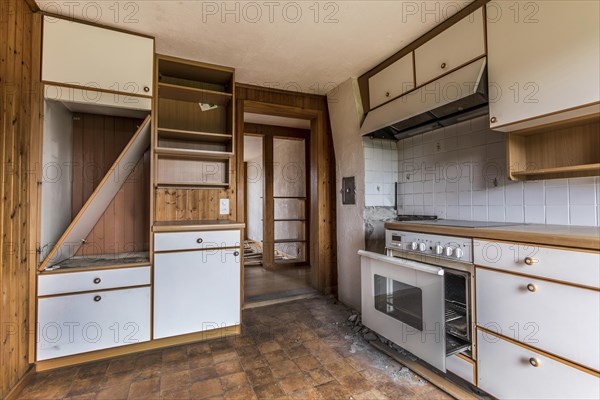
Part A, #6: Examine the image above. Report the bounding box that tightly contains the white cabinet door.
[486,1,600,130]
[154,230,241,252]
[414,9,485,86]
[37,287,151,360]
[42,16,154,96]
[369,53,414,109]
[477,330,599,400]
[154,249,241,339]
[476,268,600,371]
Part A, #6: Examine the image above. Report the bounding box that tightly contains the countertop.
[153,220,245,232]
[384,222,600,250]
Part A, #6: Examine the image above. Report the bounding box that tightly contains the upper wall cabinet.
[42,16,154,96]
[369,53,414,109]
[414,9,485,86]
[486,1,600,131]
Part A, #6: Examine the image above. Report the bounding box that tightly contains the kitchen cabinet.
[42,16,154,96]
[368,53,414,109]
[37,287,151,360]
[414,8,485,86]
[154,230,241,252]
[153,231,241,339]
[486,1,600,131]
[477,330,599,400]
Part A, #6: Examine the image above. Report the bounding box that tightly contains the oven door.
[359,250,446,372]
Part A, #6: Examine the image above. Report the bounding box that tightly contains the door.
[154,249,241,339]
[359,250,447,371]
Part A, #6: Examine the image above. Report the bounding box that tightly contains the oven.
[359,230,475,373]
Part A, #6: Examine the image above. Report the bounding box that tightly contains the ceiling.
[36,1,470,95]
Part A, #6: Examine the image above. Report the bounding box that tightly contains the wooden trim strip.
[37,284,151,299]
[153,246,241,255]
[35,325,241,371]
[475,265,600,292]
[3,367,35,400]
[477,327,600,377]
[152,223,245,232]
[40,262,150,275]
[42,80,153,100]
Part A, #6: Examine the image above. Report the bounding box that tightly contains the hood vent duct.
[360,58,488,141]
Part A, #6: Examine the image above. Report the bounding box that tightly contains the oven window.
[374,274,423,331]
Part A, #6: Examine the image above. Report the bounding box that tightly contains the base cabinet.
[37,287,151,360]
[153,249,241,339]
[477,330,599,400]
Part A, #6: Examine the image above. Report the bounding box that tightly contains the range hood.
[360,58,488,140]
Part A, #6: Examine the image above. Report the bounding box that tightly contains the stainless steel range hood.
[360,58,488,140]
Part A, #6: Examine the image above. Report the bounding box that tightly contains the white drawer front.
[154,230,240,252]
[474,240,600,288]
[477,330,599,400]
[476,268,600,371]
[44,84,152,112]
[369,53,414,108]
[37,287,151,360]
[38,266,151,296]
[446,354,475,385]
[414,9,485,86]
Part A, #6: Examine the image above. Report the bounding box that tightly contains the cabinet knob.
[93,277,101,284]
[94,295,102,302]
[524,257,538,266]
[490,116,497,123]
[196,238,203,244]
[233,251,240,257]
[529,357,540,367]
[385,91,390,97]
[526,283,537,292]
[143,86,150,93]
[440,62,447,69]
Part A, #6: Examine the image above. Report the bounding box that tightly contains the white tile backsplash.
[363,138,398,207]
[395,115,600,226]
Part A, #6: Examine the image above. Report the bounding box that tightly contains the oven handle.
[358,250,444,276]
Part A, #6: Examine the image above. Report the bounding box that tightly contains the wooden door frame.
[236,100,330,294]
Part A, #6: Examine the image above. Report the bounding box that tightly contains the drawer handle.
[529,357,540,367]
[196,238,204,244]
[524,257,538,266]
[93,277,101,284]
[440,62,447,69]
[526,283,537,292]
[233,251,240,257]
[143,86,150,93]
[385,91,390,97]
[94,295,102,302]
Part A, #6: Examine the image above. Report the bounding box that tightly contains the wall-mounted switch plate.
[219,199,230,215]
[342,177,356,205]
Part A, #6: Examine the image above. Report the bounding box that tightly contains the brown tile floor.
[19,296,453,400]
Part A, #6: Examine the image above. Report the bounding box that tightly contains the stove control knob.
[444,247,454,257]
[435,245,444,255]
[410,242,418,251]
[418,243,427,252]
[455,248,464,259]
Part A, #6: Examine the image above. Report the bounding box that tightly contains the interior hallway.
[18,296,451,400]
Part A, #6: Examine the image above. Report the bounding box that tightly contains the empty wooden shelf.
[158,82,232,106]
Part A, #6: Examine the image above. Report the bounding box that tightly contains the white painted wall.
[327,78,365,310]
[40,100,73,260]
[397,115,600,226]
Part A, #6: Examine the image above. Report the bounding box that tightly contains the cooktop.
[393,215,519,228]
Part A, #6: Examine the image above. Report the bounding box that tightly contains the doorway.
[242,122,315,304]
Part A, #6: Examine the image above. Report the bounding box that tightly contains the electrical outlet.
[219,199,230,215]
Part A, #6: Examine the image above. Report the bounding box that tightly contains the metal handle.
[440,62,447,69]
[94,295,102,302]
[526,283,537,292]
[143,86,150,93]
[490,116,497,123]
[233,251,240,257]
[524,257,538,266]
[196,238,203,244]
[93,277,101,284]
[385,91,390,97]
[529,357,540,367]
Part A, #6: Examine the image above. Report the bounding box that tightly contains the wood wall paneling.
[0,0,38,397]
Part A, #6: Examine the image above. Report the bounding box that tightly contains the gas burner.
[395,215,438,222]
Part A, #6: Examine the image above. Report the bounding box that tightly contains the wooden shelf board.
[512,163,600,177]
[158,83,232,106]
[274,239,307,243]
[155,182,229,189]
[274,219,306,222]
[157,127,232,143]
[155,146,233,160]
[158,57,234,86]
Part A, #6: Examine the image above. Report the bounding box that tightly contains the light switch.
[219,198,230,215]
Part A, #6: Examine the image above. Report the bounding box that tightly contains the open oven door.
[359,250,446,372]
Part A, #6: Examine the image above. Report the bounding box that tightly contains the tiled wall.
[363,138,398,207]
[394,115,600,226]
